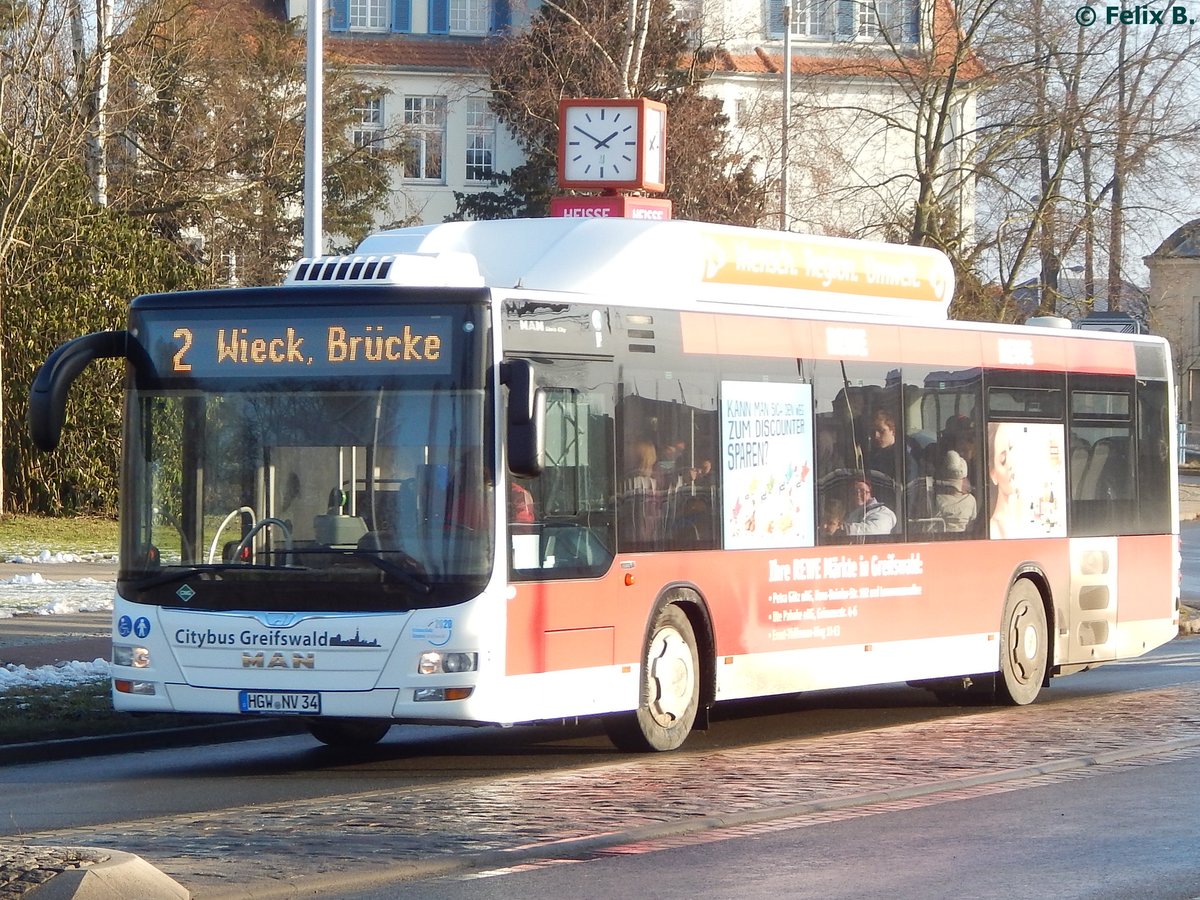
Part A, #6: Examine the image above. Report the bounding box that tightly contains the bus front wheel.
[604,604,700,752]
[306,718,392,748]
[997,579,1048,706]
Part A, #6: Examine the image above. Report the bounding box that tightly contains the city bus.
[29,218,1180,751]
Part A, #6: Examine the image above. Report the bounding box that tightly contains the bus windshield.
[121,386,493,612]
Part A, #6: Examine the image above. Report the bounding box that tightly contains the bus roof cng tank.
[294,218,957,321]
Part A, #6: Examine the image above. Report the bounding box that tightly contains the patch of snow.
[0,546,114,617]
[0,659,109,691]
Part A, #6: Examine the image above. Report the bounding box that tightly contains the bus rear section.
[495,278,1178,751]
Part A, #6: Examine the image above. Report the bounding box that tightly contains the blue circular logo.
[133,617,152,639]
[117,615,133,638]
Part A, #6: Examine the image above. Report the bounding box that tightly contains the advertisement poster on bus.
[986,421,1067,539]
[721,381,815,549]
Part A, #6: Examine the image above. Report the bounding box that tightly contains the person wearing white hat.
[935,449,977,533]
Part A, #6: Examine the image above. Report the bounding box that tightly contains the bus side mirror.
[500,358,545,477]
[29,331,130,451]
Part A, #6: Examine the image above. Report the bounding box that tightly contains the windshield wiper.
[347,551,432,594]
[130,563,300,591]
[287,547,433,594]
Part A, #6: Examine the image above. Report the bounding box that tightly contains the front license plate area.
[238,690,321,715]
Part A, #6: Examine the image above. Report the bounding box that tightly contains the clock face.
[562,105,640,184]
[643,106,665,188]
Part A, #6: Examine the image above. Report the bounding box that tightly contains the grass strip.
[0,680,234,745]
[0,515,118,557]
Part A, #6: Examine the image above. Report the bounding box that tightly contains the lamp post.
[780,2,791,231]
[304,0,324,258]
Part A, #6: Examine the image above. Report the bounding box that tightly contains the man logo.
[242,652,315,669]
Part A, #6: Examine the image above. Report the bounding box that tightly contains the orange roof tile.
[327,35,494,70]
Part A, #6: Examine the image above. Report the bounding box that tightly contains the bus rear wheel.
[604,604,700,752]
[996,579,1048,705]
[306,718,392,748]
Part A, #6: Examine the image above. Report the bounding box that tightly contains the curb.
[0,718,307,767]
[23,848,188,899]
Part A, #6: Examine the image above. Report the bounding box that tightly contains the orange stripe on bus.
[681,312,1138,375]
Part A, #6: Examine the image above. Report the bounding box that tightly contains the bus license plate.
[238,690,321,715]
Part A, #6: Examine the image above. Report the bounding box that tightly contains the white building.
[276,0,976,235]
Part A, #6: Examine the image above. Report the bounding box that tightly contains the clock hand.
[594,130,621,148]
[572,125,607,146]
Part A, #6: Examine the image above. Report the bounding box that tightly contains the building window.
[465,98,496,182]
[776,0,918,42]
[403,96,445,181]
[353,98,384,154]
[450,0,488,33]
[789,0,825,36]
[349,0,388,30]
[330,0,409,33]
[856,0,879,37]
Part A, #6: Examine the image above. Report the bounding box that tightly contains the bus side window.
[508,367,616,579]
[900,367,983,541]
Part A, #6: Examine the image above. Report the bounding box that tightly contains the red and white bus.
[30,218,1180,750]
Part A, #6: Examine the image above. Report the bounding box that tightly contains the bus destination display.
[143,314,454,378]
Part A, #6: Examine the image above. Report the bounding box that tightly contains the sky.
[0,550,113,691]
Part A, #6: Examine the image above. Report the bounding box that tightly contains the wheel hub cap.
[647,627,695,726]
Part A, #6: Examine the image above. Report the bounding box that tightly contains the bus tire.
[996,579,1048,706]
[604,604,700,752]
[306,718,392,748]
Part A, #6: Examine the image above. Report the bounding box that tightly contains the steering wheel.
[233,517,294,564]
[207,506,256,564]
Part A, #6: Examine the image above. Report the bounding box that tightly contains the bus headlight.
[113,645,151,668]
[417,651,478,675]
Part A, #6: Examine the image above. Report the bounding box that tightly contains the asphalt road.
[2,639,1196,899]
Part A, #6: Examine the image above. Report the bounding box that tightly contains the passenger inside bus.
[867,409,914,482]
[933,450,977,533]
[841,478,897,537]
[620,437,664,547]
[941,415,979,490]
[819,497,848,544]
[509,480,536,524]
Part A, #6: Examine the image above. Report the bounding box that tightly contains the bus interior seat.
[908,517,946,535]
[905,476,936,521]
[1092,436,1132,500]
[539,521,614,570]
[313,513,368,546]
[1070,437,1091,498]
[1077,439,1110,500]
[1075,436,1131,502]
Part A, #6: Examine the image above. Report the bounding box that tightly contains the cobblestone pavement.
[0,846,106,898]
[13,659,1200,899]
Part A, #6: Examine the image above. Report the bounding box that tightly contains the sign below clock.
[549,195,673,220]
[557,98,667,193]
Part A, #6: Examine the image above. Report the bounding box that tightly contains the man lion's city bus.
[30,218,1179,750]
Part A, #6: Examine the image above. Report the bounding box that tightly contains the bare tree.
[0,0,109,509]
[0,0,94,270]
[978,4,1200,316]
[108,0,408,285]
[741,1,1200,324]
[734,0,994,261]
